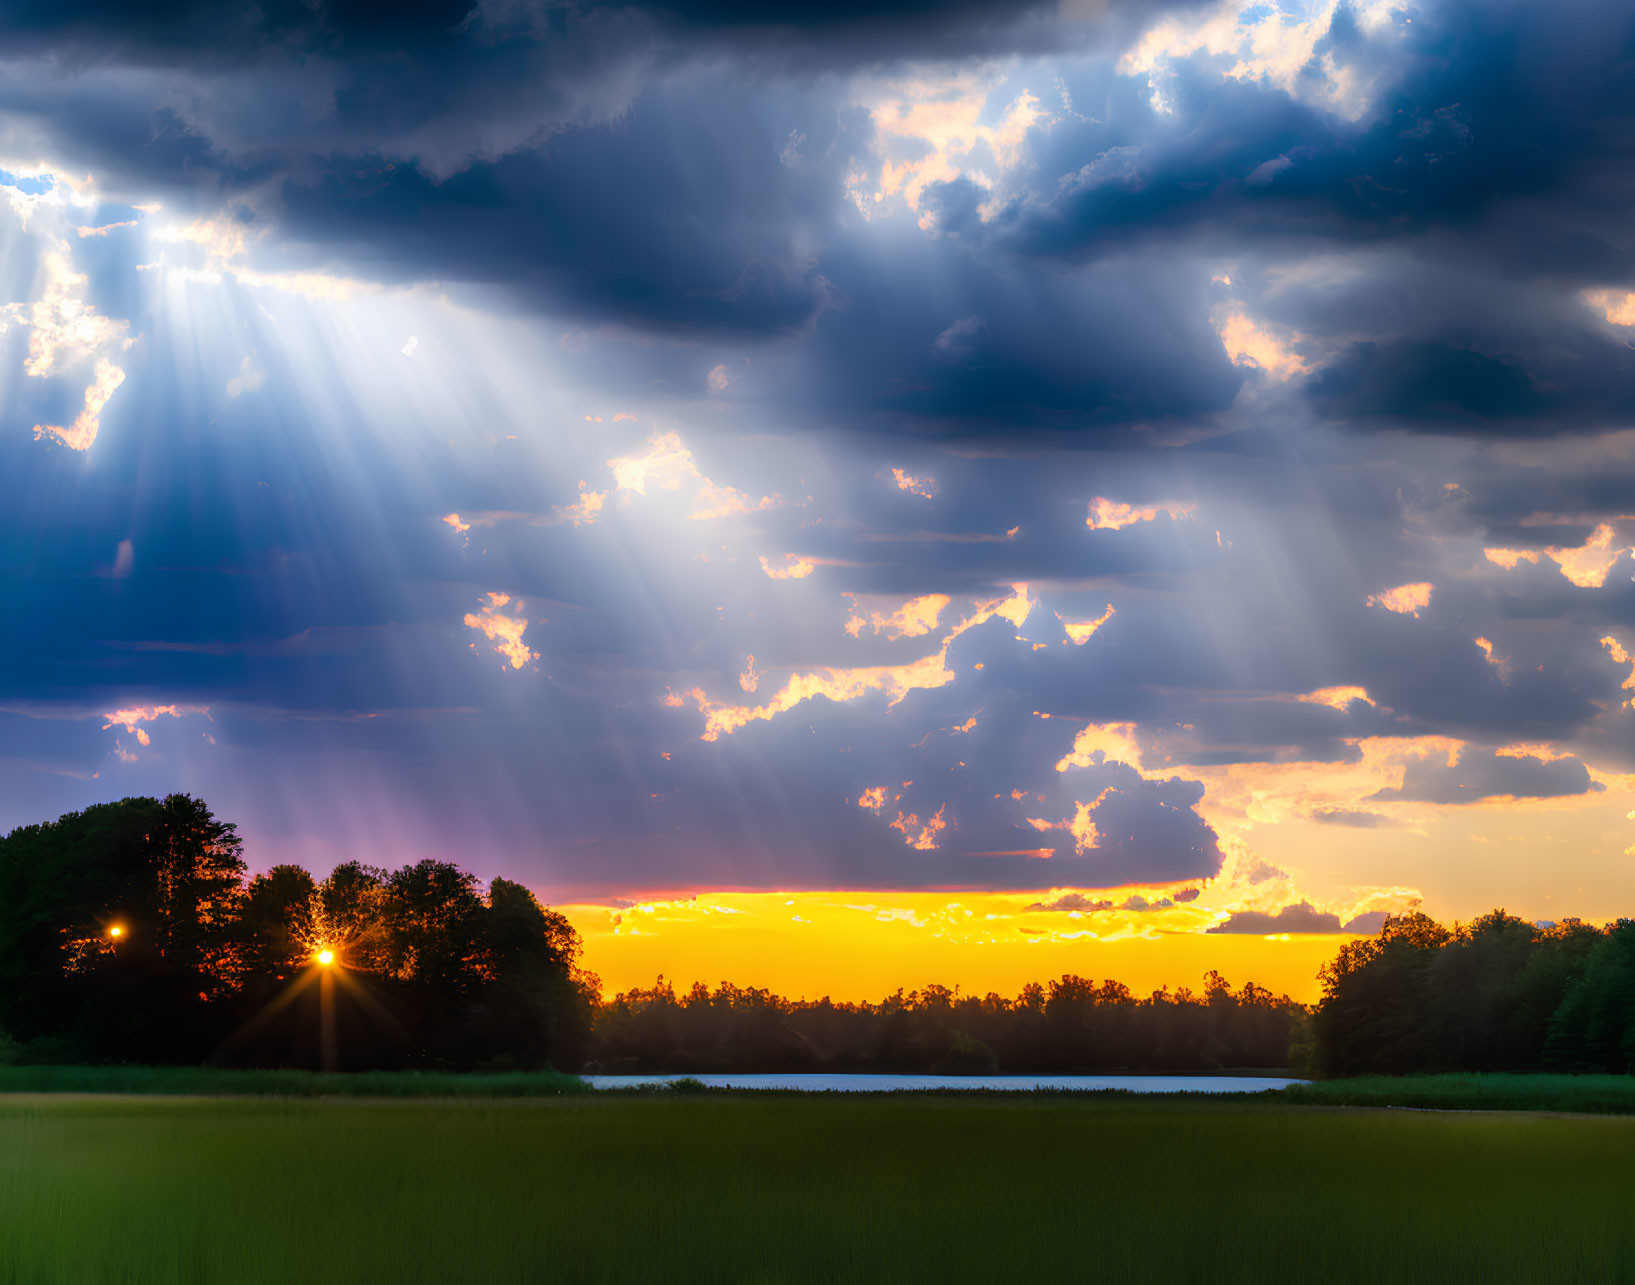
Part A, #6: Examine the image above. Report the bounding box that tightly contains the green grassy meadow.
[0,1063,586,1099]
[3,1092,1634,1284]
[1276,1072,1635,1115]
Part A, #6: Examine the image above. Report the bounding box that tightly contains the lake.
[583,1073,1303,1093]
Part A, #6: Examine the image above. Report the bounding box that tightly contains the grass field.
[0,1063,586,1098]
[3,1093,1633,1284]
[8,1063,1635,1114]
[1275,1072,1635,1115]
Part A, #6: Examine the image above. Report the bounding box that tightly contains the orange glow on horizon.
[564,889,1352,1005]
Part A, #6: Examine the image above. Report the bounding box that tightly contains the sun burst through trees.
[0,795,597,1069]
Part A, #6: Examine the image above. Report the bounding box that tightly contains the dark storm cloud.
[1016,0,1635,277]
[4,0,1630,440]
[0,0,1194,69]
[1369,747,1605,805]
[792,237,1246,433]
[6,0,1635,908]
[269,83,846,338]
[1002,0,1635,436]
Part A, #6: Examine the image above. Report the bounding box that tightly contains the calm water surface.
[584,1073,1302,1093]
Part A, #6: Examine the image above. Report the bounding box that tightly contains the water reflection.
[584,1073,1304,1093]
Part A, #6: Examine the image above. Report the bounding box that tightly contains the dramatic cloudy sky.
[4,0,1634,998]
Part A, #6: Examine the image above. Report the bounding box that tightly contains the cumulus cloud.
[1207,901,1344,934]
[3,236,134,450]
[4,0,1635,918]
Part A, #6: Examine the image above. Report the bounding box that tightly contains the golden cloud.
[1487,524,1628,588]
[676,583,1033,740]
[1602,636,1635,708]
[1366,582,1433,616]
[1056,723,1145,773]
[857,786,888,812]
[1297,686,1375,711]
[1086,497,1196,531]
[891,467,937,499]
[1060,603,1116,644]
[889,804,948,850]
[464,592,538,671]
[1217,312,1310,382]
[843,592,951,640]
[759,554,817,580]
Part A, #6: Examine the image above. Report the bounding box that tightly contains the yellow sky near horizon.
[563,745,1635,1007]
[565,889,1351,1004]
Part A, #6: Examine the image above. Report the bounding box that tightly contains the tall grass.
[2,1094,1632,1284]
[1275,1072,1635,1115]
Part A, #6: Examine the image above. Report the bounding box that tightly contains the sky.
[3,0,1634,1003]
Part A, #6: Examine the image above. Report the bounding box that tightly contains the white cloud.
[225,354,267,398]
[1119,0,1412,120]
[2,242,135,451]
[848,68,1051,226]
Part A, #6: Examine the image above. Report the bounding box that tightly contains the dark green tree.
[1545,921,1635,1072]
[1311,911,1452,1076]
[240,864,319,981]
[0,795,245,1062]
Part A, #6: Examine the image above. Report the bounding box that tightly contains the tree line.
[5,796,1633,1076]
[590,909,1635,1076]
[588,974,1302,1074]
[0,796,597,1069]
[1310,909,1635,1075]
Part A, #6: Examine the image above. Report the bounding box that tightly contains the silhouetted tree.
[240,864,319,981]
[1545,920,1635,1073]
[1312,911,1451,1076]
[1310,909,1635,1076]
[588,973,1305,1074]
[0,800,590,1071]
[0,795,245,1062]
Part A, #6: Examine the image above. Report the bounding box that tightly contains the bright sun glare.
[316,949,335,966]
[108,925,124,938]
